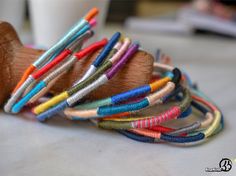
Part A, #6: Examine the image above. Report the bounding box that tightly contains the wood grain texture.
[0,21,154,105]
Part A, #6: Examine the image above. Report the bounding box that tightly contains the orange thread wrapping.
[12,65,36,93]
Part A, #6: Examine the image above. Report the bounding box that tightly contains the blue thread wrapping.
[179,106,192,118]
[164,72,174,79]
[160,133,205,143]
[98,98,149,116]
[111,85,151,104]
[117,100,222,143]
[118,131,205,143]
[71,116,88,121]
[220,111,224,128]
[12,81,46,113]
[191,100,208,115]
[36,101,68,122]
[93,32,121,67]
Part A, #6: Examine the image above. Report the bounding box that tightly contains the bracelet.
[73,32,122,85]
[105,69,222,143]
[118,93,223,144]
[35,43,139,121]
[96,88,191,130]
[12,8,99,93]
[10,31,93,113]
[63,68,181,119]
[4,8,224,146]
[32,32,122,115]
[61,53,223,145]
[27,30,95,103]
[4,8,99,113]
[8,38,107,114]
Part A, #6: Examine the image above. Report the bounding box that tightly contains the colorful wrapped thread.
[4,8,224,146]
[10,38,108,113]
[32,32,122,115]
[4,8,99,113]
[36,43,139,121]
[11,8,99,93]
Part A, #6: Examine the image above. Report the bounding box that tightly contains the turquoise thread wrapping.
[34,19,87,68]
[98,98,149,116]
[12,81,46,113]
[75,98,111,110]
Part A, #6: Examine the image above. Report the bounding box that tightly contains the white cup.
[29,0,109,48]
[0,0,26,33]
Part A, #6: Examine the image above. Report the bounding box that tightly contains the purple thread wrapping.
[105,43,139,80]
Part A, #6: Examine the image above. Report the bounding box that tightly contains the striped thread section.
[131,106,181,128]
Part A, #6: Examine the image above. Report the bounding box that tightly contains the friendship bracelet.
[96,88,191,130]
[99,86,190,122]
[61,55,222,144]
[64,70,175,112]
[11,31,106,113]
[27,30,95,103]
[10,38,108,113]
[33,32,122,115]
[73,32,121,85]
[24,30,94,101]
[4,32,81,113]
[4,7,224,146]
[127,116,221,144]
[69,38,131,94]
[69,78,172,111]
[47,18,97,64]
[36,43,139,121]
[117,86,223,144]
[28,71,66,104]
[64,81,176,119]
[4,10,99,113]
[71,37,131,88]
[12,8,99,93]
[145,96,211,136]
[63,68,181,119]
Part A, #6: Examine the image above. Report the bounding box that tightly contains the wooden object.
[0,21,154,106]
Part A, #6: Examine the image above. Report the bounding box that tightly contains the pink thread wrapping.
[89,18,97,28]
[131,106,181,128]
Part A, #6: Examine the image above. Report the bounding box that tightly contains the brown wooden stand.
[0,21,154,106]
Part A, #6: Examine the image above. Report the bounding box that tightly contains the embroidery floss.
[3,7,223,146]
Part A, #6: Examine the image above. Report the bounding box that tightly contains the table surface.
[1,27,236,176]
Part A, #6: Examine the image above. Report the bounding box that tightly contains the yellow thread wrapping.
[150,77,171,92]
[33,92,69,114]
[203,111,221,137]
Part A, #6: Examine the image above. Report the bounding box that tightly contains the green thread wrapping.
[104,48,117,62]
[98,120,132,130]
[75,98,111,110]
[98,89,192,130]
[68,60,113,95]
[179,89,192,112]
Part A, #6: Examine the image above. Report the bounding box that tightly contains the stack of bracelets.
[4,8,223,145]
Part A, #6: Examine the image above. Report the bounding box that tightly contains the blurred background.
[1,0,236,49]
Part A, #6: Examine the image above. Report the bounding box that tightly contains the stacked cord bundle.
[4,8,223,146]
